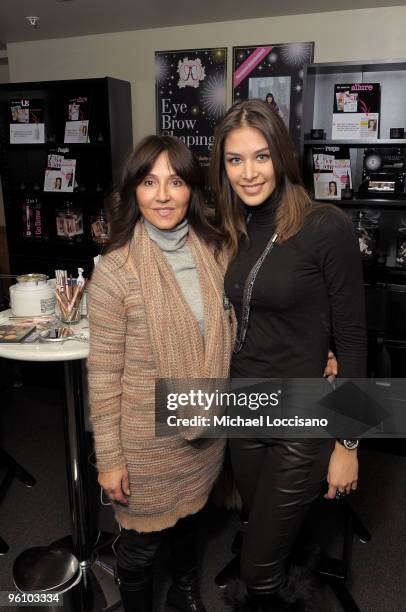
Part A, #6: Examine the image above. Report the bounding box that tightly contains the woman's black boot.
[116,565,153,612]
[250,565,319,612]
[166,566,207,612]
[225,564,317,612]
[166,514,206,612]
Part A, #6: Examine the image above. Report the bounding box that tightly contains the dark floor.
[1,375,406,612]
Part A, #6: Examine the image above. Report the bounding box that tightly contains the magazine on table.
[64,96,90,143]
[312,145,352,199]
[0,324,36,343]
[9,99,45,144]
[332,83,380,140]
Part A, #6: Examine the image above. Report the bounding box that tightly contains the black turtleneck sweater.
[224,197,367,378]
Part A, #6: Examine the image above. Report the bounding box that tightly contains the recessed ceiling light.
[26,16,40,28]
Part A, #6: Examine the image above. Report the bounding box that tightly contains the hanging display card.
[9,99,45,144]
[312,145,352,199]
[64,96,90,143]
[332,83,380,140]
[44,156,76,192]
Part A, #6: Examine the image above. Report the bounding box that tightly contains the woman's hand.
[323,350,338,378]
[325,442,358,500]
[98,466,130,505]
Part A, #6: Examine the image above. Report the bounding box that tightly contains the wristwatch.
[337,439,360,451]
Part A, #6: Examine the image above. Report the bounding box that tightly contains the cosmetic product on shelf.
[396,226,406,267]
[22,196,45,240]
[355,211,379,260]
[56,201,84,242]
[90,209,109,245]
[33,198,45,240]
[22,197,34,239]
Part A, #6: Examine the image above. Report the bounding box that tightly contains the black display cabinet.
[0,77,133,277]
[300,60,406,380]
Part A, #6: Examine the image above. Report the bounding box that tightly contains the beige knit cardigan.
[87,230,234,532]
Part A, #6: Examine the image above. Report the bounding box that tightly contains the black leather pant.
[229,437,334,595]
[117,511,201,586]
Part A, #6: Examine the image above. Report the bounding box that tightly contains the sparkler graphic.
[280,43,312,67]
[200,73,226,119]
[155,54,171,85]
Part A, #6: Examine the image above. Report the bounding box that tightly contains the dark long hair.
[209,99,313,257]
[105,135,222,254]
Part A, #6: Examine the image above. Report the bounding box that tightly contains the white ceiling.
[0,0,405,48]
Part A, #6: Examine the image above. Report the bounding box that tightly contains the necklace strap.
[234,231,278,353]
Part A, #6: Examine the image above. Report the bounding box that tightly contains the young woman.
[87,135,236,612]
[210,100,367,611]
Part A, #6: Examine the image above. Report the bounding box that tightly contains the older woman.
[87,135,236,612]
[210,100,366,611]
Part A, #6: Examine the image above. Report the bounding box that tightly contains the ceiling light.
[26,16,40,28]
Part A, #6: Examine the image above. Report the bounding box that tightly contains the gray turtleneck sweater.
[144,218,204,334]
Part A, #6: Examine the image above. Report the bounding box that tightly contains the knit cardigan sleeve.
[87,251,128,472]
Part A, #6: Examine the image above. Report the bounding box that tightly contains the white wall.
[7,6,406,144]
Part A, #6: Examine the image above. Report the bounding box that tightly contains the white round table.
[0,310,89,362]
[0,310,119,611]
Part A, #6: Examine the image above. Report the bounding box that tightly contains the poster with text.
[233,42,314,150]
[156,48,227,167]
[9,99,45,144]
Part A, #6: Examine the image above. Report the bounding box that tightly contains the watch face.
[344,439,359,450]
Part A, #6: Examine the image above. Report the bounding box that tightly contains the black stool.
[13,546,81,611]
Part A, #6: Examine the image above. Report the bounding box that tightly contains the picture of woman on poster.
[328,181,338,196]
[265,92,280,114]
[368,118,377,132]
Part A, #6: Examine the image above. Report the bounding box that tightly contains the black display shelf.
[9,189,109,198]
[0,77,133,276]
[16,239,102,253]
[4,142,109,150]
[314,197,406,208]
[300,59,406,375]
[304,139,406,147]
[368,265,406,277]
[382,266,406,276]
[363,264,406,286]
[305,59,406,75]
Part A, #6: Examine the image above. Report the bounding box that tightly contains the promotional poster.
[9,98,45,144]
[64,96,90,143]
[312,145,352,199]
[232,42,314,149]
[332,83,381,139]
[155,48,227,167]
